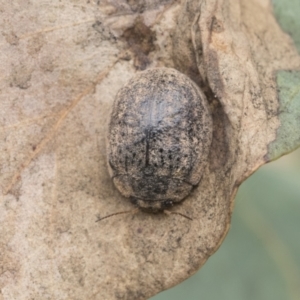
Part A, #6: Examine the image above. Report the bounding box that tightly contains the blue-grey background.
[151,148,300,300]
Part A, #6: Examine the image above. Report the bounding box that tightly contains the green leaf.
[266,0,300,161]
[273,0,300,52]
[267,70,300,161]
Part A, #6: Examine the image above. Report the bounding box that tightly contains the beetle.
[106,67,212,216]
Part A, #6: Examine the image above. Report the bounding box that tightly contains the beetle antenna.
[163,210,193,221]
[96,208,139,222]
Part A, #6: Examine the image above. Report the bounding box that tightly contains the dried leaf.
[1,0,300,299]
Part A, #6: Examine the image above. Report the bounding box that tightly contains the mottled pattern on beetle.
[108,68,212,211]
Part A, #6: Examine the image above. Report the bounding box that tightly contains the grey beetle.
[107,68,212,214]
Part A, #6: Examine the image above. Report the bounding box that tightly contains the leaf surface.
[1,0,300,299]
